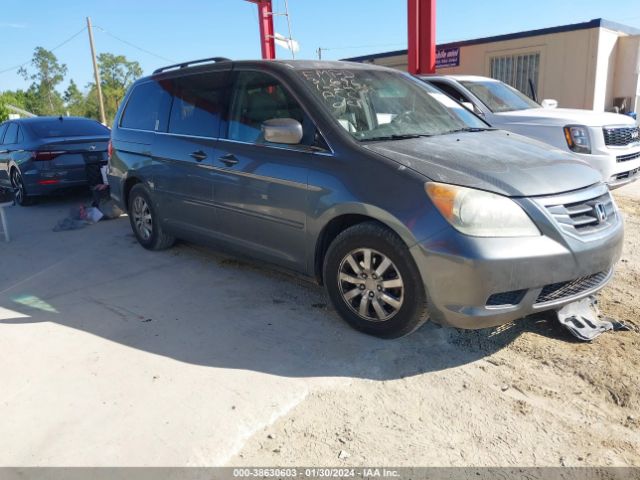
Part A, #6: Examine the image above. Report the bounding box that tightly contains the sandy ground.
[230,182,640,467]
[0,182,638,467]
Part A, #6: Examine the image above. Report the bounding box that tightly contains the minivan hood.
[363,130,602,197]
[494,107,636,127]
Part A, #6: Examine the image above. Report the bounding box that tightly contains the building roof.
[343,18,640,63]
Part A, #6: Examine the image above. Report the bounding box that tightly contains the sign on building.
[436,47,460,68]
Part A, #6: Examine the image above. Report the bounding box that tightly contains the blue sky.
[2,0,640,92]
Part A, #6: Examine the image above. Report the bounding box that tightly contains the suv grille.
[535,271,609,304]
[617,151,640,163]
[545,190,616,237]
[603,126,640,146]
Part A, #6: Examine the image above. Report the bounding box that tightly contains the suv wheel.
[323,221,428,338]
[128,184,175,250]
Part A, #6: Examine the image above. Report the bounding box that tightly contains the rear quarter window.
[28,119,109,138]
[120,80,172,131]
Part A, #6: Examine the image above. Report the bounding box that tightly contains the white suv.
[421,75,640,189]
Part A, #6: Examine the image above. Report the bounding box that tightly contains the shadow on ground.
[0,198,568,381]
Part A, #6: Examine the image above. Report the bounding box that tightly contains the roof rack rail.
[153,57,231,74]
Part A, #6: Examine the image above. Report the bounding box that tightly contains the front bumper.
[409,188,624,329]
[574,145,640,189]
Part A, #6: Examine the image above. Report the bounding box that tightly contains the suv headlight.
[564,125,591,154]
[425,182,540,237]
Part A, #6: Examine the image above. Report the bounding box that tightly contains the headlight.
[425,182,540,237]
[564,125,591,154]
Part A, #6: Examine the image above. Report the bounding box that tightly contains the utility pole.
[86,17,107,125]
[317,47,322,60]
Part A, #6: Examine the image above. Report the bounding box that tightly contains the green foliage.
[63,80,85,117]
[18,47,67,116]
[0,102,9,122]
[0,90,34,121]
[1,47,143,125]
[85,53,143,124]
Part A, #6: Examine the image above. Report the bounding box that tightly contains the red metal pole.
[247,0,276,60]
[407,0,436,74]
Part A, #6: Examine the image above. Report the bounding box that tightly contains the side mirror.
[541,99,558,109]
[262,118,303,145]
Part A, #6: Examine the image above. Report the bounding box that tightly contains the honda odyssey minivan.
[108,58,623,338]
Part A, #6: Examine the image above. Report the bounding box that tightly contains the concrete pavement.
[0,192,489,466]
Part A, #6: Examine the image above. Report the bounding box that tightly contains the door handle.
[190,150,208,162]
[219,153,239,166]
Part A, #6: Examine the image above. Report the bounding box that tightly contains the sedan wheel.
[10,169,26,205]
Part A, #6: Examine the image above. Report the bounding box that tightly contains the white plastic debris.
[556,296,630,341]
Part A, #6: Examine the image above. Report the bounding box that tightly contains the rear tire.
[323,221,429,338]
[10,168,33,206]
[128,184,175,250]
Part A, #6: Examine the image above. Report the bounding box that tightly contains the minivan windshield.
[460,80,540,113]
[298,69,489,141]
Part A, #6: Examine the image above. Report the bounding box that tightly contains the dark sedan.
[0,116,110,205]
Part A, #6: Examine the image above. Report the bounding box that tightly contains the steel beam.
[407,0,436,74]
[246,0,276,60]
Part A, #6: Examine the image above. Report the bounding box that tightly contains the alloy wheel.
[132,196,153,241]
[337,248,404,322]
[10,170,24,204]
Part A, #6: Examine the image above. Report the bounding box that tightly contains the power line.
[0,26,87,75]
[93,25,176,63]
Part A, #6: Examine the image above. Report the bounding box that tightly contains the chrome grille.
[535,271,609,304]
[603,126,640,146]
[617,151,640,163]
[544,190,616,237]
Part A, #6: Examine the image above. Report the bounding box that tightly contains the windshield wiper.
[360,133,432,142]
[441,127,495,135]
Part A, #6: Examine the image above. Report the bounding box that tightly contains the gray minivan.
[108,58,623,338]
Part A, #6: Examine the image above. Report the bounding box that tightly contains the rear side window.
[121,80,172,131]
[3,123,18,144]
[0,123,7,144]
[168,71,231,138]
[28,119,109,138]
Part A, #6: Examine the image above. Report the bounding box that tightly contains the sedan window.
[29,118,110,138]
[3,123,18,144]
[460,80,539,113]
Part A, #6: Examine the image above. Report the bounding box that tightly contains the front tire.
[323,221,428,338]
[128,184,175,250]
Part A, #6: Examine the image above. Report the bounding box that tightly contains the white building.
[345,18,640,114]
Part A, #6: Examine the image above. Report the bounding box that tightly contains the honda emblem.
[594,203,607,223]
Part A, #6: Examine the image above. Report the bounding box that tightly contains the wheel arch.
[311,204,418,285]
[122,175,143,209]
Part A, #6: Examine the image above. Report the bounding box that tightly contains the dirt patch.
[230,190,640,467]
